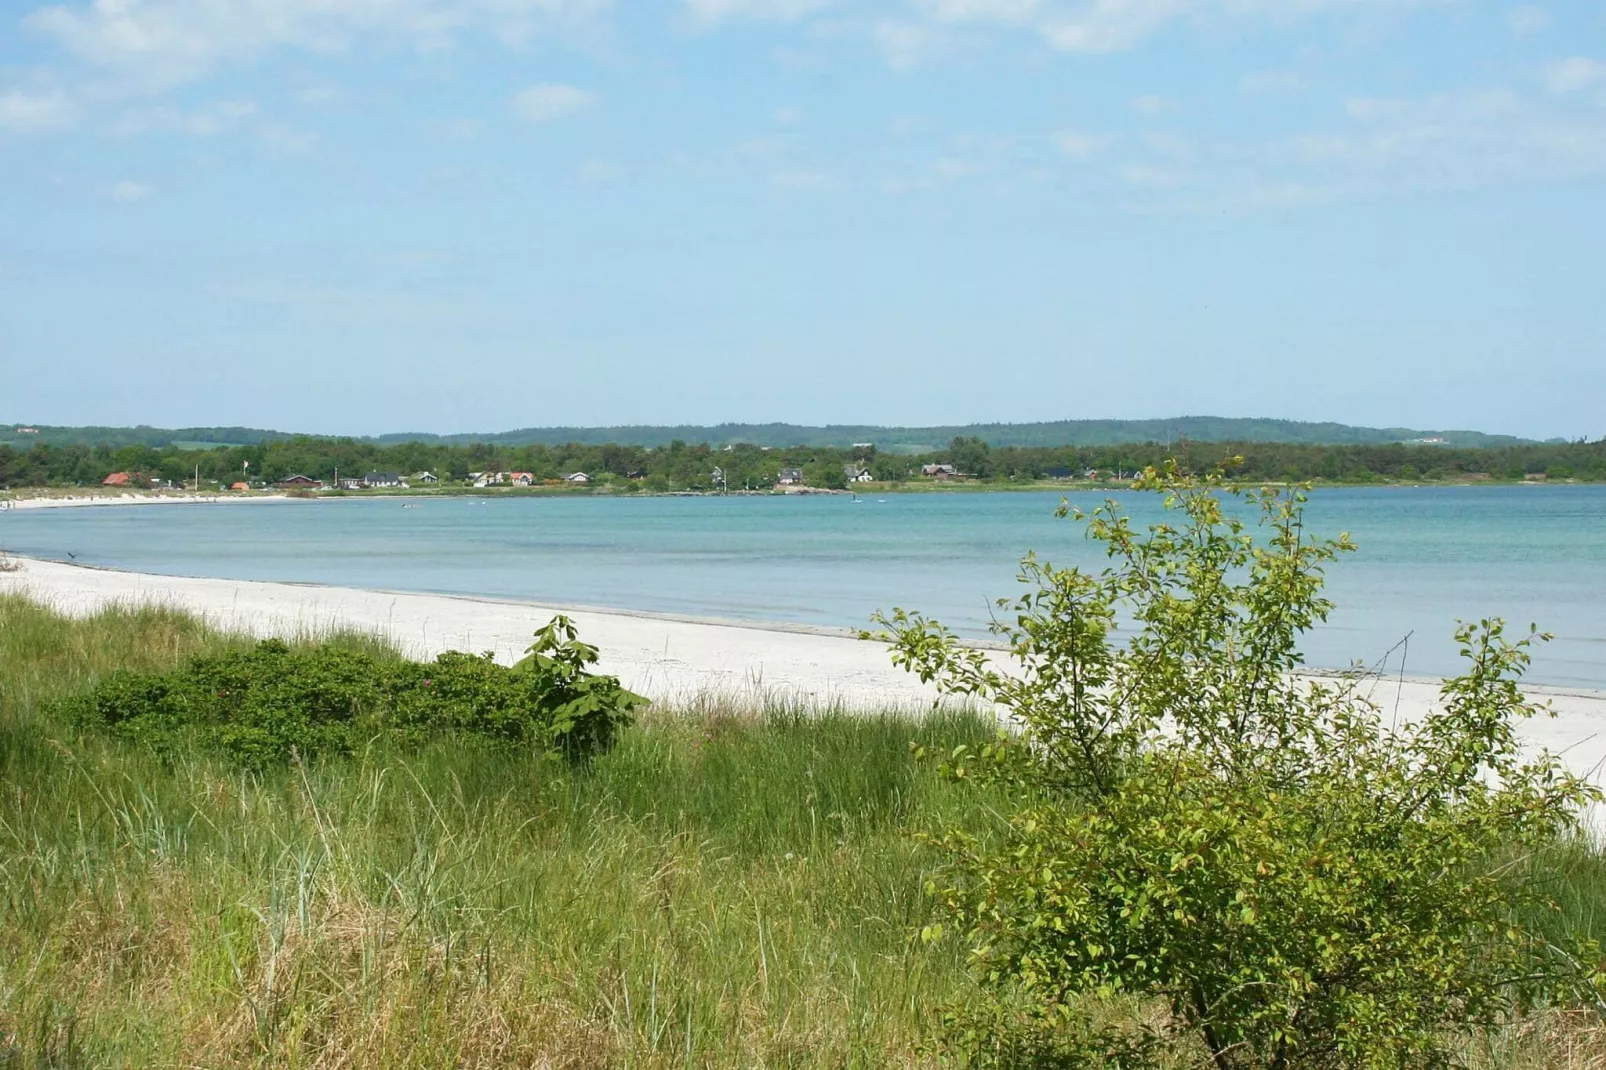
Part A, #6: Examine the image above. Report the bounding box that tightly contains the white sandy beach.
[6,555,1606,781]
[1,492,297,510]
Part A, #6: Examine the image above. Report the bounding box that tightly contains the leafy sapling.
[873,462,1604,1070]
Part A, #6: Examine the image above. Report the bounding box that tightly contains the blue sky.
[2,0,1603,438]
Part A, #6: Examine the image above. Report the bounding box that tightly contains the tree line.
[2,434,1604,491]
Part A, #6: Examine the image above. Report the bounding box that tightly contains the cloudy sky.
[2,0,1603,437]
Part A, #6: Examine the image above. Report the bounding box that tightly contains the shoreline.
[5,555,1606,780]
[1,491,299,510]
[2,479,1599,512]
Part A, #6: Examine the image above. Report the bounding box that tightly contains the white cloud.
[684,0,832,21]
[1122,163,1180,186]
[113,99,257,136]
[25,0,609,90]
[902,0,1455,58]
[429,116,484,139]
[1545,57,1606,96]
[873,19,955,69]
[771,168,835,189]
[1506,5,1550,34]
[259,121,316,155]
[934,155,981,178]
[1040,0,1188,54]
[511,83,594,122]
[1239,69,1304,94]
[576,158,624,184]
[1130,93,1169,115]
[0,89,77,133]
[109,179,153,201]
[1278,88,1606,192]
[918,0,1043,21]
[1054,129,1107,157]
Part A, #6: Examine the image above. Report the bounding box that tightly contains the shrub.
[57,615,641,767]
[873,463,1604,1069]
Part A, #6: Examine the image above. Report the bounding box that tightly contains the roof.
[102,472,131,486]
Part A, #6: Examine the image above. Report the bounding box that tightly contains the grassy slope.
[3,595,1605,1068]
[0,595,996,1068]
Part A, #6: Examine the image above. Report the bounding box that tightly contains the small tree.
[874,463,1603,1069]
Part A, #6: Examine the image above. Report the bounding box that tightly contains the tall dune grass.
[0,594,996,1067]
[3,593,1606,1068]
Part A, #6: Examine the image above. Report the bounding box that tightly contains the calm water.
[3,487,1603,688]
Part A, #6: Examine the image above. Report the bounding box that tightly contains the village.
[86,460,1043,495]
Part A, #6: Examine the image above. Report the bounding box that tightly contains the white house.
[564,472,590,484]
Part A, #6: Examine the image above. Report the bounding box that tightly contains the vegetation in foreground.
[874,464,1606,1068]
[0,595,999,1067]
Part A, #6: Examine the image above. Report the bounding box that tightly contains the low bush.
[53,614,641,766]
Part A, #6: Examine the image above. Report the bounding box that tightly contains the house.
[920,464,960,479]
[564,472,590,484]
[363,472,404,488]
[102,472,132,487]
[229,481,251,491]
[710,466,726,485]
[509,472,535,486]
[411,471,438,485]
[778,467,804,485]
[1043,466,1075,480]
[276,474,320,487]
[843,464,874,483]
[15,427,38,435]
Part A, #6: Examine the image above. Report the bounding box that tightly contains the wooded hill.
[1,416,1543,453]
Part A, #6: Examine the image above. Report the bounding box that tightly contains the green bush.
[873,462,1605,1069]
[55,615,641,767]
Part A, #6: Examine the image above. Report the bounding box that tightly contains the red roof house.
[102,472,131,487]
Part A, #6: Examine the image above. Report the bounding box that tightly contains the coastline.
[1,491,298,510]
[2,479,1597,512]
[5,555,1606,780]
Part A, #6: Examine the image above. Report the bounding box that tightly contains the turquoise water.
[3,486,1603,688]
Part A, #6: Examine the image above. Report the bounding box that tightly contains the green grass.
[4,593,1606,1068]
[0,594,1001,1067]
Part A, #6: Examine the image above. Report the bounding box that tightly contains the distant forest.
[3,434,1603,492]
[0,416,1546,453]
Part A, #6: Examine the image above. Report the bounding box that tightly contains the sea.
[3,485,1603,689]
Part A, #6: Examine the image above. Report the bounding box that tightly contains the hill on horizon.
[0,417,1541,453]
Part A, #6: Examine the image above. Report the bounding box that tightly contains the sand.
[6,556,1606,781]
[2,492,295,510]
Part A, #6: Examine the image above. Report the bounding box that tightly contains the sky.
[1,0,1604,439]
